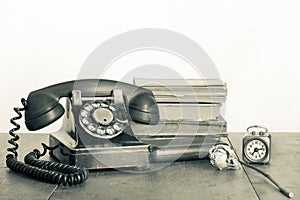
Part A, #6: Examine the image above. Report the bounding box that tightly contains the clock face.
[244,138,268,162]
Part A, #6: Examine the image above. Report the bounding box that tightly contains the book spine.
[154,96,226,103]
[133,78,226,87]
[142,86,227,96]
[132,122,227,136]
[158,104,220,121]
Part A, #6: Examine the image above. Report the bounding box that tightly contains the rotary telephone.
[6,79,160,186]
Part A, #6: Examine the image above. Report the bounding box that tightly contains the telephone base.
[49,130,224,170]
[49,132,151,170]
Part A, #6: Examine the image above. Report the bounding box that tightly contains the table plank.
[1,168,58,200]
[1,133,58,200]
[50,160,258,200]
[229,132,300,200]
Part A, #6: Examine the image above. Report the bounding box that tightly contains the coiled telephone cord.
[6,98,88,186]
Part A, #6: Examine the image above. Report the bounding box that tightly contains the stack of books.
[132,78,227,137]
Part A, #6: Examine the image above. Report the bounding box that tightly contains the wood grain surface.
[4,132,298,199]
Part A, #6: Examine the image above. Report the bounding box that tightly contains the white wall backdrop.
[1,0,300,133]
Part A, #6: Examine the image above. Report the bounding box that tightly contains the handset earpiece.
[129,93,159,125]
[25,92,65,131]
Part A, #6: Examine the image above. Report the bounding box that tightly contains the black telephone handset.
[25,79,159,130]
[6,79,159,186]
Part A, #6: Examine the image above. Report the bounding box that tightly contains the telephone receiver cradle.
[23,79,160,169]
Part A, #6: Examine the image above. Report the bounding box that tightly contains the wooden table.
[1,132,298,200]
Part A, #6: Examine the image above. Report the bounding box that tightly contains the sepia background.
[1,0,299,132]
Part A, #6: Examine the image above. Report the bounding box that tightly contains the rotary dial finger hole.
[79,100,128,139]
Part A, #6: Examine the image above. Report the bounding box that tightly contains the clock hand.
[251,148,259,155]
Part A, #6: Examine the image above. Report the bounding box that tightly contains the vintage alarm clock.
[242,125,271,164]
